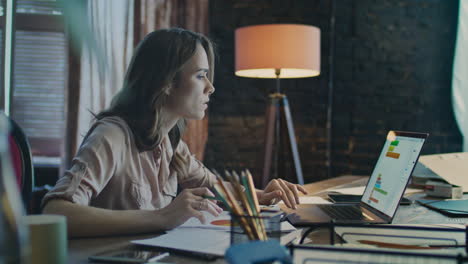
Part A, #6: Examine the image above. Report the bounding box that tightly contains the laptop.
[288,130,428,226]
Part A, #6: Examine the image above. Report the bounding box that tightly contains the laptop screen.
[361,131,427,217]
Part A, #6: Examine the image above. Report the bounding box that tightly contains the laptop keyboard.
[318,205,365,220]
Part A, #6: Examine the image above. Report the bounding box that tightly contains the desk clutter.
[130,172,468,264]
[132,210,299,257]
[424,181,463,199]
[71,172,468,264]
[413,152,468,199]
[211,169,269,241]
[291,223,468,263]
[103,150,468,263]
[132,169,300,259]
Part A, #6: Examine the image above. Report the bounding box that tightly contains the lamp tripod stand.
[261,69,304,188]
[234,24,320,187]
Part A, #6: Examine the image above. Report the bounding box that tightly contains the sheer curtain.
[64,0,134,168]
[453,0,468,151]
[137,0,210,161]
[64,0,209,170]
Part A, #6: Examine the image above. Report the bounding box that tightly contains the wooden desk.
[67,175,365,264]
[301,175,366,195]
[68,175,465,263]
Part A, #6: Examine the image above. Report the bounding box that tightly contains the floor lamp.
[235,24,321,188]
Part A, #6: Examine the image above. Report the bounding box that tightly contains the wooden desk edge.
[303,175,368,196]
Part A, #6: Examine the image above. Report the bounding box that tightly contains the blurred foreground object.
[0,111,30,264]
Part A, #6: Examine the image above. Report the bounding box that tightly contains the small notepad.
[417,199,468,216]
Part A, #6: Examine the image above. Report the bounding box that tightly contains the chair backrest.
[8,118,34,213]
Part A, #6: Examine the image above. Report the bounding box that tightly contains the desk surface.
[69,175,364,264]
[68,175,466,264]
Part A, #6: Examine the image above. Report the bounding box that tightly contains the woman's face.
[164,44,215,120]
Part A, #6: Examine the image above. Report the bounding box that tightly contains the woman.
[43,28,307,237]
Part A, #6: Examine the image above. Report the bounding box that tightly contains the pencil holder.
[230,213,282,245]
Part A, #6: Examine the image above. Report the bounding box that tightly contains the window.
[1,0,67,164]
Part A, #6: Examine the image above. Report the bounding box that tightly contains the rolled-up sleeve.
[176,140,216,189]
[42,121,126,207]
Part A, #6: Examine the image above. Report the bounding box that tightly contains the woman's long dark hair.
[96,28,215,176]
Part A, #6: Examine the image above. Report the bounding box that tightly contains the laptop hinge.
[360,202,392,223]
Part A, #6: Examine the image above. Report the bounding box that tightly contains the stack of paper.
[327,186,421,196]
[416,152,468,191]
[133,228,230,256]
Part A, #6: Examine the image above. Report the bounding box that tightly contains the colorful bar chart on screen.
[362,135,425,216]
[386,152,400,159]
[368,174,388,204]
[385,140,401,159]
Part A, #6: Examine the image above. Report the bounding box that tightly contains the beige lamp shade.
[235,24,320,79]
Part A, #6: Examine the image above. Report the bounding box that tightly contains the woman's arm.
[43,187,223,238]
[173,141,307,210]
[43,199,165,237]
[255,179,308,209]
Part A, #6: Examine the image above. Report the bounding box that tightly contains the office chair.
[8,117,34,213]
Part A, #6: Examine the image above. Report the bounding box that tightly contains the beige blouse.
[43,116,216,210]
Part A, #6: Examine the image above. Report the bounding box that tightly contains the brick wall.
[203,0,461,184]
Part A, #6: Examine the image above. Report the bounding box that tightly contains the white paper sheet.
[419,152,468,191]
[327,186,422,195]
[278,196,332,205]
[132,227,301,257]
[260,204,281,212]
[179,211,296,232]
[178,211,231,230]
[132,229,230,256]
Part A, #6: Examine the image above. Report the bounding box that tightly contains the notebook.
[132,211,300,258]
[288,131,428,226]
[417,199,468,217]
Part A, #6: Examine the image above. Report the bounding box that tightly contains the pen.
[357,240,461,250]
[146,252,170,263]
[427,244,466,248]
[280,213,290,222]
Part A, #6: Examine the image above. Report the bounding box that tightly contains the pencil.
[213,184,233,211]
[246,169,261,213]
[217,172,255,240]
[357,240,449,250]
[215,174,256,240]
[243,170,267,239]
[230,170,263,240]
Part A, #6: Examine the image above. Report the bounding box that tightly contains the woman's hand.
[159,187,223,229]
[257,179,308,209]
